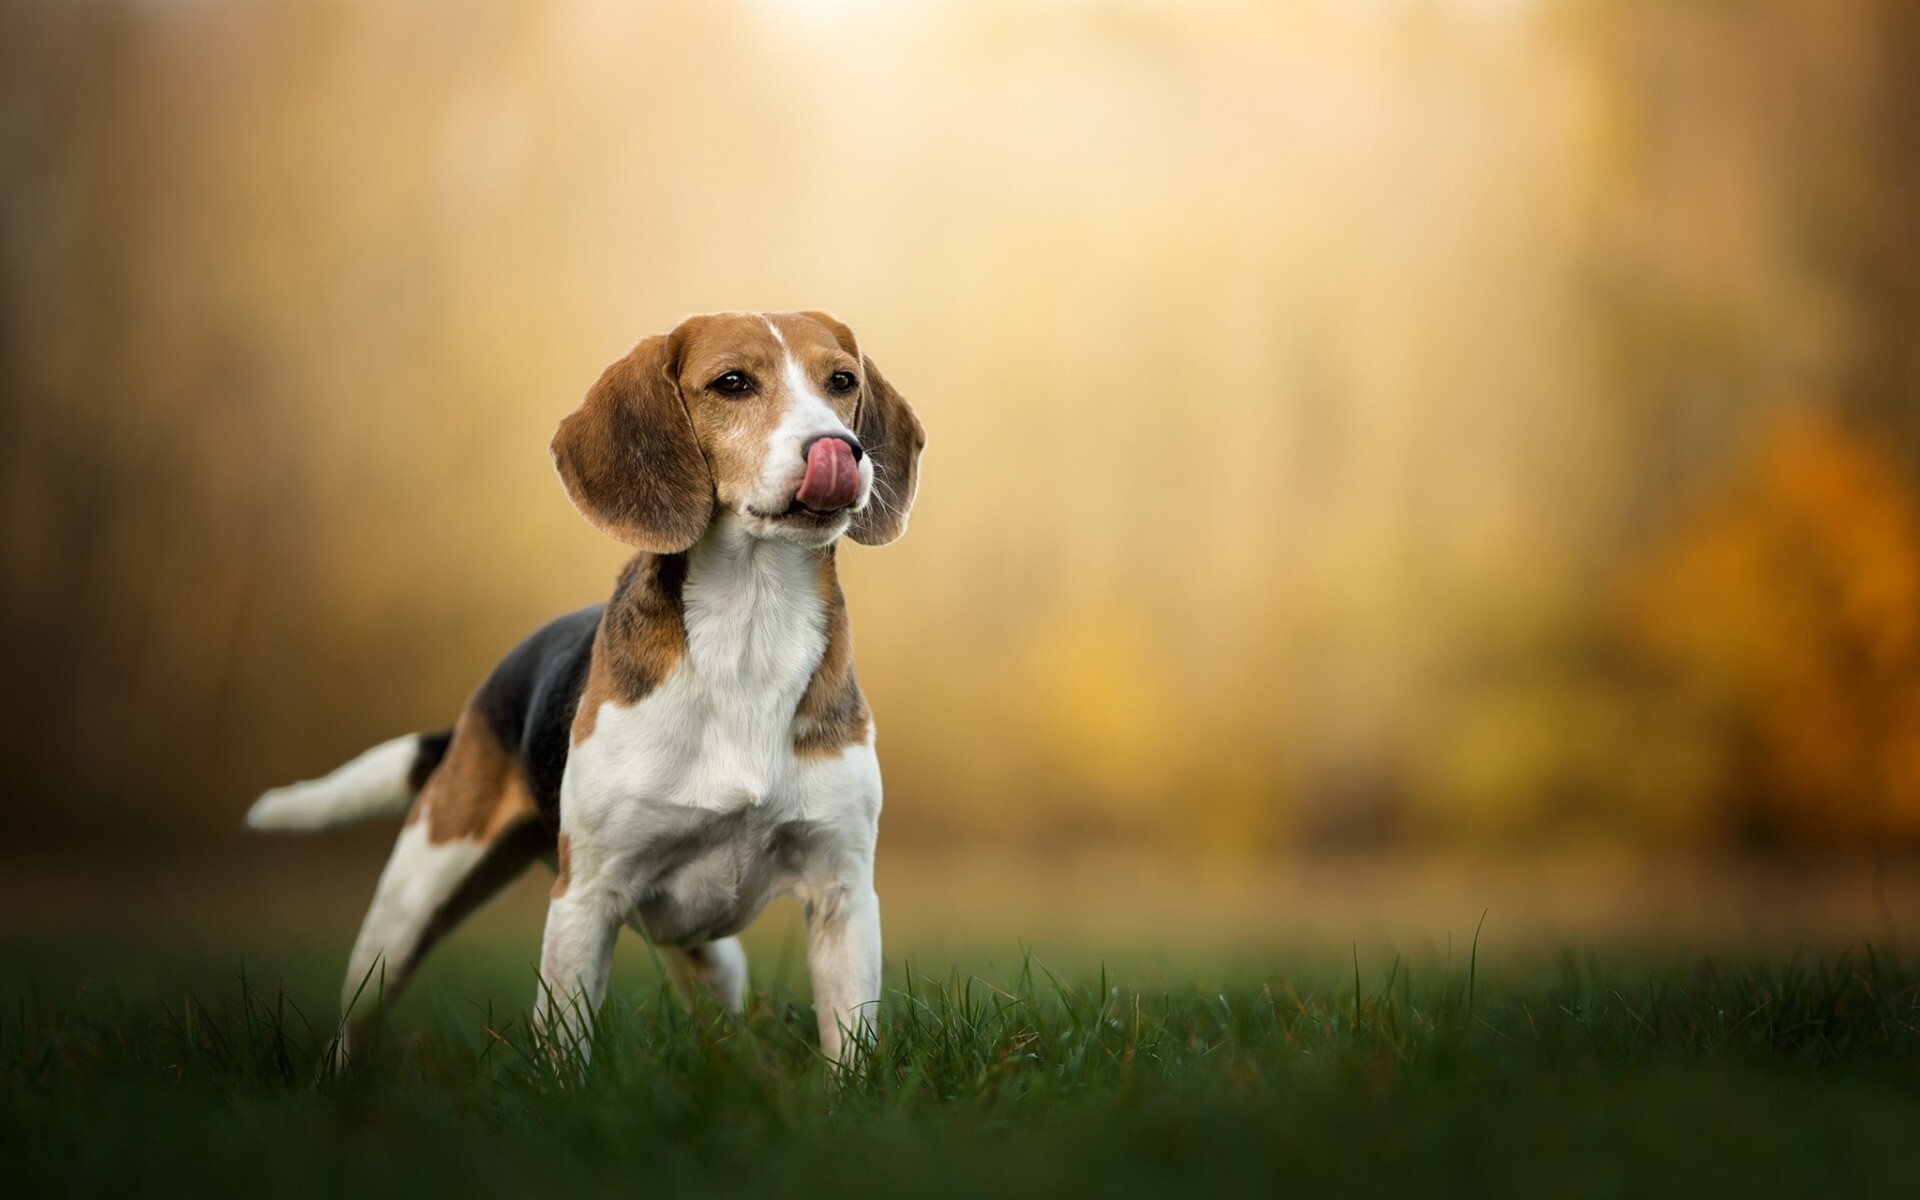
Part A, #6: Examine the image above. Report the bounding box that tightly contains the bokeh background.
[6,0,1920,952]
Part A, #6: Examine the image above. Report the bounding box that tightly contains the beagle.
[247,311,925,1065]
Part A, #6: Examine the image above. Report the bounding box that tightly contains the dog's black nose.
[803,433,864,463]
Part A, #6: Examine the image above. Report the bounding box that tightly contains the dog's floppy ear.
[847,353,925,546]
[551,334,714,553]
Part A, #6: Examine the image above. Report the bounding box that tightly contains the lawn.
[4,933,1919,1198]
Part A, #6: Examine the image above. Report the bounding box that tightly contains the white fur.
[538,509,885,1064]
[342,820,490,1012]
[246,734,422,831]
[697,936,751,1009]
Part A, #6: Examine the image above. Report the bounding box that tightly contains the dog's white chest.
[560,532,881,945]
[572,538,826,813]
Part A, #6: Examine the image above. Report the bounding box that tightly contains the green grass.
[5,936,1920,1198]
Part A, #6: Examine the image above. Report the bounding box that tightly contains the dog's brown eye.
[709,371,755,396]
[826,370,857,394]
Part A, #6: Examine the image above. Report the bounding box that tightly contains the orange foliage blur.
[1627,417,1920,843]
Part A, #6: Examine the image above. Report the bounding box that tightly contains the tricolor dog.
[247,311,924,1065]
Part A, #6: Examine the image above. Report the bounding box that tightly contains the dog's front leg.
[798,870,883,1067]
[534,862,622,1066]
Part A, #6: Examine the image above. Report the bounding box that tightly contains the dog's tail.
[245,730,453,832]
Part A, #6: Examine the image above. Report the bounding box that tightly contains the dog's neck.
[680,510,834,686]
[682,509,833,596]
[580,511,869,761]
[595,510,836,695]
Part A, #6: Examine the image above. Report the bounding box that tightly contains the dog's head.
[552,311,925,552]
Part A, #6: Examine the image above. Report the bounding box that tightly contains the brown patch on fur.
[412,708,541,845]
[572,552,690,745]
[551,334,715,554]
[794,310,860,358]
[846,352,925,546]
[573,662,616,747]
[551,833,572,899]
[794,547,872,758]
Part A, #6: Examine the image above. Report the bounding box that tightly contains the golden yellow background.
[6,0,1920,908]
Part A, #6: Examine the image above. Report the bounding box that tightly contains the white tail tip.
[247,734,424,832]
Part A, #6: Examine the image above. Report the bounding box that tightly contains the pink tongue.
[795,437,858,511]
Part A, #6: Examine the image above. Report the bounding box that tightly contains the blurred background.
[5,0,1920,952]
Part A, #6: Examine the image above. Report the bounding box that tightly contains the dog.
[247,311,924,1065]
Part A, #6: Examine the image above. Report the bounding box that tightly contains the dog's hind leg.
[337,711,548,1039]
[664,938,749,1012]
